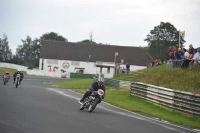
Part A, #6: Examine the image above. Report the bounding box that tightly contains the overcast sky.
[0,0,200,54]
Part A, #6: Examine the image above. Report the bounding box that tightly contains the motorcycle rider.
[79,77,106,105]
[3,71,10,82]
[13,68,24,84]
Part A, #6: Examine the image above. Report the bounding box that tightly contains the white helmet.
[97,77,104,86]
[18,68,21,72]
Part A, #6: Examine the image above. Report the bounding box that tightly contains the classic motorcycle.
[15,73,21,88]
[3,75,9,85]
[79,89,104,113]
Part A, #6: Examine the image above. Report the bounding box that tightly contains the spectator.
[114,63,117,74]
[181,48,190,68]
[172,47,177,60]
[151,59,159,67]
[158,59,162,65]
[169,51,174,60]
[126,62,130,74]
[182,48,190,59]
[114,63,120,74]
[188,44,194,59]
[119,64,125,73]
[174,47,181,60]
[154,59,159,66]
[178,48,184,58]
[189,49,200,64]
[173,47,181,68]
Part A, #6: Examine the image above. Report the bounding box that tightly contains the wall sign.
[62,61,70,69]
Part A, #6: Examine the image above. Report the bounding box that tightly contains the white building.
[39,41,153,78]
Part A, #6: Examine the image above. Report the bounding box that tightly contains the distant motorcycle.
[3,75,9,85]
[15,73,21,88]
[79,89,104,113]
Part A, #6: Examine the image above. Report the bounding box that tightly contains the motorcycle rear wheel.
[88,99,98,113]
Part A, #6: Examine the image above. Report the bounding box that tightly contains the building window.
[46,59,58,64]
[71,61,80,66]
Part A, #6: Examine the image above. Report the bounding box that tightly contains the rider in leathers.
[79,77,105,104]
[3,71,10,82]
[13,68,24,84]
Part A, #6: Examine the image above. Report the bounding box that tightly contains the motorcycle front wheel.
[16,79,19,88]
[3,79,6,85]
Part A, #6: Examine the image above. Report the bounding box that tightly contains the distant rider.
[79,77,106,105]
[3,71,10,81]
[13,68,24,84]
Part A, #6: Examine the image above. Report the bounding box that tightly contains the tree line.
[144,22,185,61]
[0,22,185,68]
[0,32,68,68]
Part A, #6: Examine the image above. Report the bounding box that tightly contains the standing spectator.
[188,44,194,59]
[169,51,174,60]
[174,47,181,60]
[114,63,120,74]
[190,49,200,64]
[181,48,190,68]
[126,62,130,74]
[117,63,120,73]
[119,64,125,73]
[172,47,180,67]
[178,48,184,58]
[114,63,117,74]
[181,48,190,59]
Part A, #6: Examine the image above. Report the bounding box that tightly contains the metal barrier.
[95,78,200,117]
[130,82,200,117]
[169,60,200,69]
[169,60,183,69]
[105,78,120,87]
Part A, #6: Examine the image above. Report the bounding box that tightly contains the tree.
[144,22,186,61]
[15,36,40,67]
[77,39,96,44]
[88,31,95,43]
[40,32,68,42]
[31,38,40,67]
[77,31,97,44]
[12,32,68,67]
[0,34,12,62]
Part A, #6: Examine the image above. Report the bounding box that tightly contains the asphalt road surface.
[0,75,198,133]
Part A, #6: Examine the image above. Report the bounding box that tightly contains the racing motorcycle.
[15,73,21,88]
[79,89,104,113]
[3,75,9,85]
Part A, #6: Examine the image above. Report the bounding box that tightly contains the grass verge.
[114,65,200,94]
[0,67,28,76]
